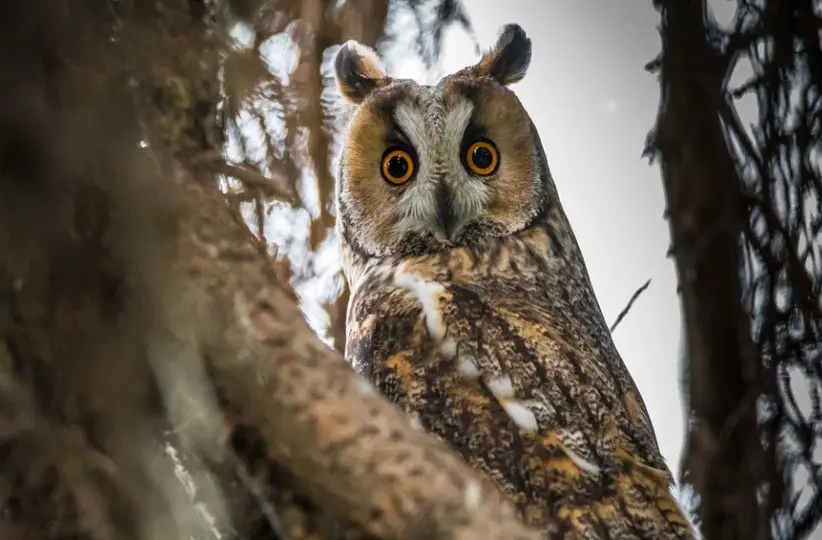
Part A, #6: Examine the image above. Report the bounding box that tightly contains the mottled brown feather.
[335,23,695,540]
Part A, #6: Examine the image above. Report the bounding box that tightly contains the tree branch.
[168,162,541,540]
[609,279,651,334]
[650,0,771,538]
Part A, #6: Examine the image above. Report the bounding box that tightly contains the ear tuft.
[476,24,532,85]
[334,41,390,103]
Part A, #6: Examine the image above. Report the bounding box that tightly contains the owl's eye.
[381,148,415,185]
[464,139,499,176]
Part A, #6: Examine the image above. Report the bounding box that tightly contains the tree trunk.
[651,1,770,538]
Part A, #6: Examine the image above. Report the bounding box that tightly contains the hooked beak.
[434,186,465,242]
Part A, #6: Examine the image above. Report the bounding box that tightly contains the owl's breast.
[343,239,692,538]
[345,239,629,434]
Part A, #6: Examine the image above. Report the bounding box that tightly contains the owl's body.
[334,25,694,539]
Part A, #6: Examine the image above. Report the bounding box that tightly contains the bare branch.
[609,279,651,334]
[199,158,298,204]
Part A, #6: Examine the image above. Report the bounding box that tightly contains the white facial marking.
[387,92,491,241]
[392,102,436,237]
[394,102,429,159]
[445,97,490,222]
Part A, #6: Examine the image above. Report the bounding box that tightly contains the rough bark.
[0,1,541,539]
[650,1,771,538]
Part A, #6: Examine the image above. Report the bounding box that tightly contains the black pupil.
[387,155,409,179]
[472,146,493,169]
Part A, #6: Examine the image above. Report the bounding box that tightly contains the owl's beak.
[434,187,464,242]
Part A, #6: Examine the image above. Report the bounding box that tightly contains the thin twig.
[255,188,265,241]
[206,161,297,204]
[189,151,297,204]
[609,279,652,334]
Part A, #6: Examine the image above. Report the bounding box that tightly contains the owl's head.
[334,23,553,259]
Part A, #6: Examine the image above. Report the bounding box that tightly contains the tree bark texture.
[651,1,771,539]
[0,2,541,539]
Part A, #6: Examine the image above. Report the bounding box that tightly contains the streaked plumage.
[333,24,695,539]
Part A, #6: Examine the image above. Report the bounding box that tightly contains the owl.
[333,24,695,539]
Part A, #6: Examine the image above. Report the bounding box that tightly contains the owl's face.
[335,24,550,258]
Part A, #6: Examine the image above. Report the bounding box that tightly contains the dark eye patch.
[459,120,490,164]
[380,110,418,166]
[460,120,488,149]
[385,111,410,141]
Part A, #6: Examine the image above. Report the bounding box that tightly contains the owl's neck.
[339,206,588,298]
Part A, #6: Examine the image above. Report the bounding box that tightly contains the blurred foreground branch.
[0,1,539,539]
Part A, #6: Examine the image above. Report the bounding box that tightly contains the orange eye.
[465,139,499,176]
[381,148,415,185]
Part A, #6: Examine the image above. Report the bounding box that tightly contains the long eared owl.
[333,23,695,539]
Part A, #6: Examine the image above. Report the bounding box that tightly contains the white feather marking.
[443,98,490,217]
[394,180,437,238]
[444,98,474,146]
[454,182,491,217]
[502,400,539,432]
[458,358,481,379]
[439,336,457,358]
[486,374,515,399]
[394,102,429,158]
[485,374,538,431]
[394,266,447,341]
[443,99,475,179]
[392,101,438,238]
[560,444,602,476]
